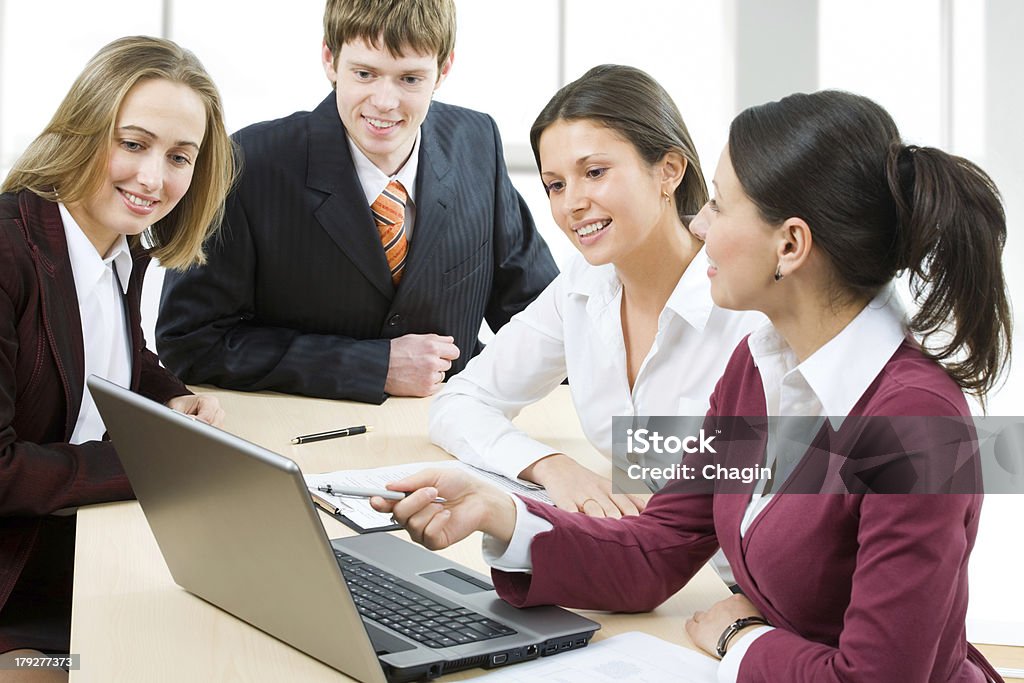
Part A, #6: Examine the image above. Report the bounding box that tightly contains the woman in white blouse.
[429,64,762,516]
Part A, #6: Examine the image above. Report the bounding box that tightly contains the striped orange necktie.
[371,179,409,286]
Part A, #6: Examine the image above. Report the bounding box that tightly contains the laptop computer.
[88,377,599,683]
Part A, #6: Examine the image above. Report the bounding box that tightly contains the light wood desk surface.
[69,387,731,682]
[69,386,1023,681]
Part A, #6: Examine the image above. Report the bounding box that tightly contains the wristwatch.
[716,616,770,658]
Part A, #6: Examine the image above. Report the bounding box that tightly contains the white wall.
[967,0,1024,646]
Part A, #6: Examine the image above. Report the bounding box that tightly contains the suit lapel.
[19,192,86,438]
[306,94,394,299]
[397,116,453,296]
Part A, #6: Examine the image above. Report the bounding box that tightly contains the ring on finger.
[579,498,597,509]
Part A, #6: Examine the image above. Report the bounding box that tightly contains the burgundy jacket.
[0,190,189,651]
[493,340,1002,682]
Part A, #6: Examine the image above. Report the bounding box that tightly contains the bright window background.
[819,0,944,145]
[1,0,1020,645]
[0,1,162,167]
[167,1,327,133]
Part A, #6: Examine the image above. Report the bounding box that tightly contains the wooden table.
[69,387,1023,681]
[69,387,731,681]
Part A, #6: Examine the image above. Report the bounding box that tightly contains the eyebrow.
[539,152,613,177]
[349,62,431,77]
[577,153,609,165]
[118,125,200,151]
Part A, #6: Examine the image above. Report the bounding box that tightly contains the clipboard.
[304,460,551,535]
[309,490,401,534]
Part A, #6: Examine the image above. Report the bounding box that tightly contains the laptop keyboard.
[334,550,518,648]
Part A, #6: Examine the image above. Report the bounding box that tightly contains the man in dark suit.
[156,0,557,404]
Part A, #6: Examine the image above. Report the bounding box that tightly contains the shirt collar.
[348,131,421,206]
[58,203,133,295]
[663,245,715,332]
[565,259,619,306]
[565,245,715,332]
[748,284,909,415]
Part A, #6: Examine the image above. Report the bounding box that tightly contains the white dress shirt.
[430,250,765,480]
[347,133,421,241]
[58,203,133,444]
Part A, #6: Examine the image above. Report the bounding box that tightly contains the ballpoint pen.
[316,484,446,504]
[291,425,372,445]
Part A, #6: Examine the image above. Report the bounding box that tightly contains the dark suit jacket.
[0,190,190,653]
[494,341,1002,683]
[156,94,558,404]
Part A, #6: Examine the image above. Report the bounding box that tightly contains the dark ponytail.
[729,90,1011,402]
[886,143,1012,400]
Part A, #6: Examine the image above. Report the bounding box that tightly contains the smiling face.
[324,37,452,176]
[703,145,782,312]
[66,78,206,257]
[538,119,676,268]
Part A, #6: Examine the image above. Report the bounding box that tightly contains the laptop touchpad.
[364,622,416,655]
[421,569,493,594]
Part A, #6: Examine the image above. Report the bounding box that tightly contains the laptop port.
[574,638,586,647]
[492,653,508,665]
[544,644,558,655]
[526,645,538,657]
[559,641,571,650]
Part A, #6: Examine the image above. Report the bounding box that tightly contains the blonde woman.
[0,36,234,668]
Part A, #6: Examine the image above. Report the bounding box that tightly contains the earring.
[774,265,784,282]
[662,191,671,203]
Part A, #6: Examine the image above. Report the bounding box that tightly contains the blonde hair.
[1,36,235,270]
[323,0,456,71]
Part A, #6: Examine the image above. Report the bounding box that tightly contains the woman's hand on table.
[166,394,225,427]
[521,454,648,518]
[685,594,766,658]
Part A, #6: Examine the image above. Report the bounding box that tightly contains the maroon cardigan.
[493,339,1002,682]
[0,190,190,652]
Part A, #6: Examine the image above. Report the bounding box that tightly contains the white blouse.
[59,203,133,444]
[430,249,764,479]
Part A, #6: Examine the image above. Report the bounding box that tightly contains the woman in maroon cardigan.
[374,90,1011,682]
[0,36,234,668]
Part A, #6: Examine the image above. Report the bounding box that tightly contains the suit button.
[387,314,402,327]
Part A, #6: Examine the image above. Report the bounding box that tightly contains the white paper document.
[305,460,552,532]
[471,631,718,682]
